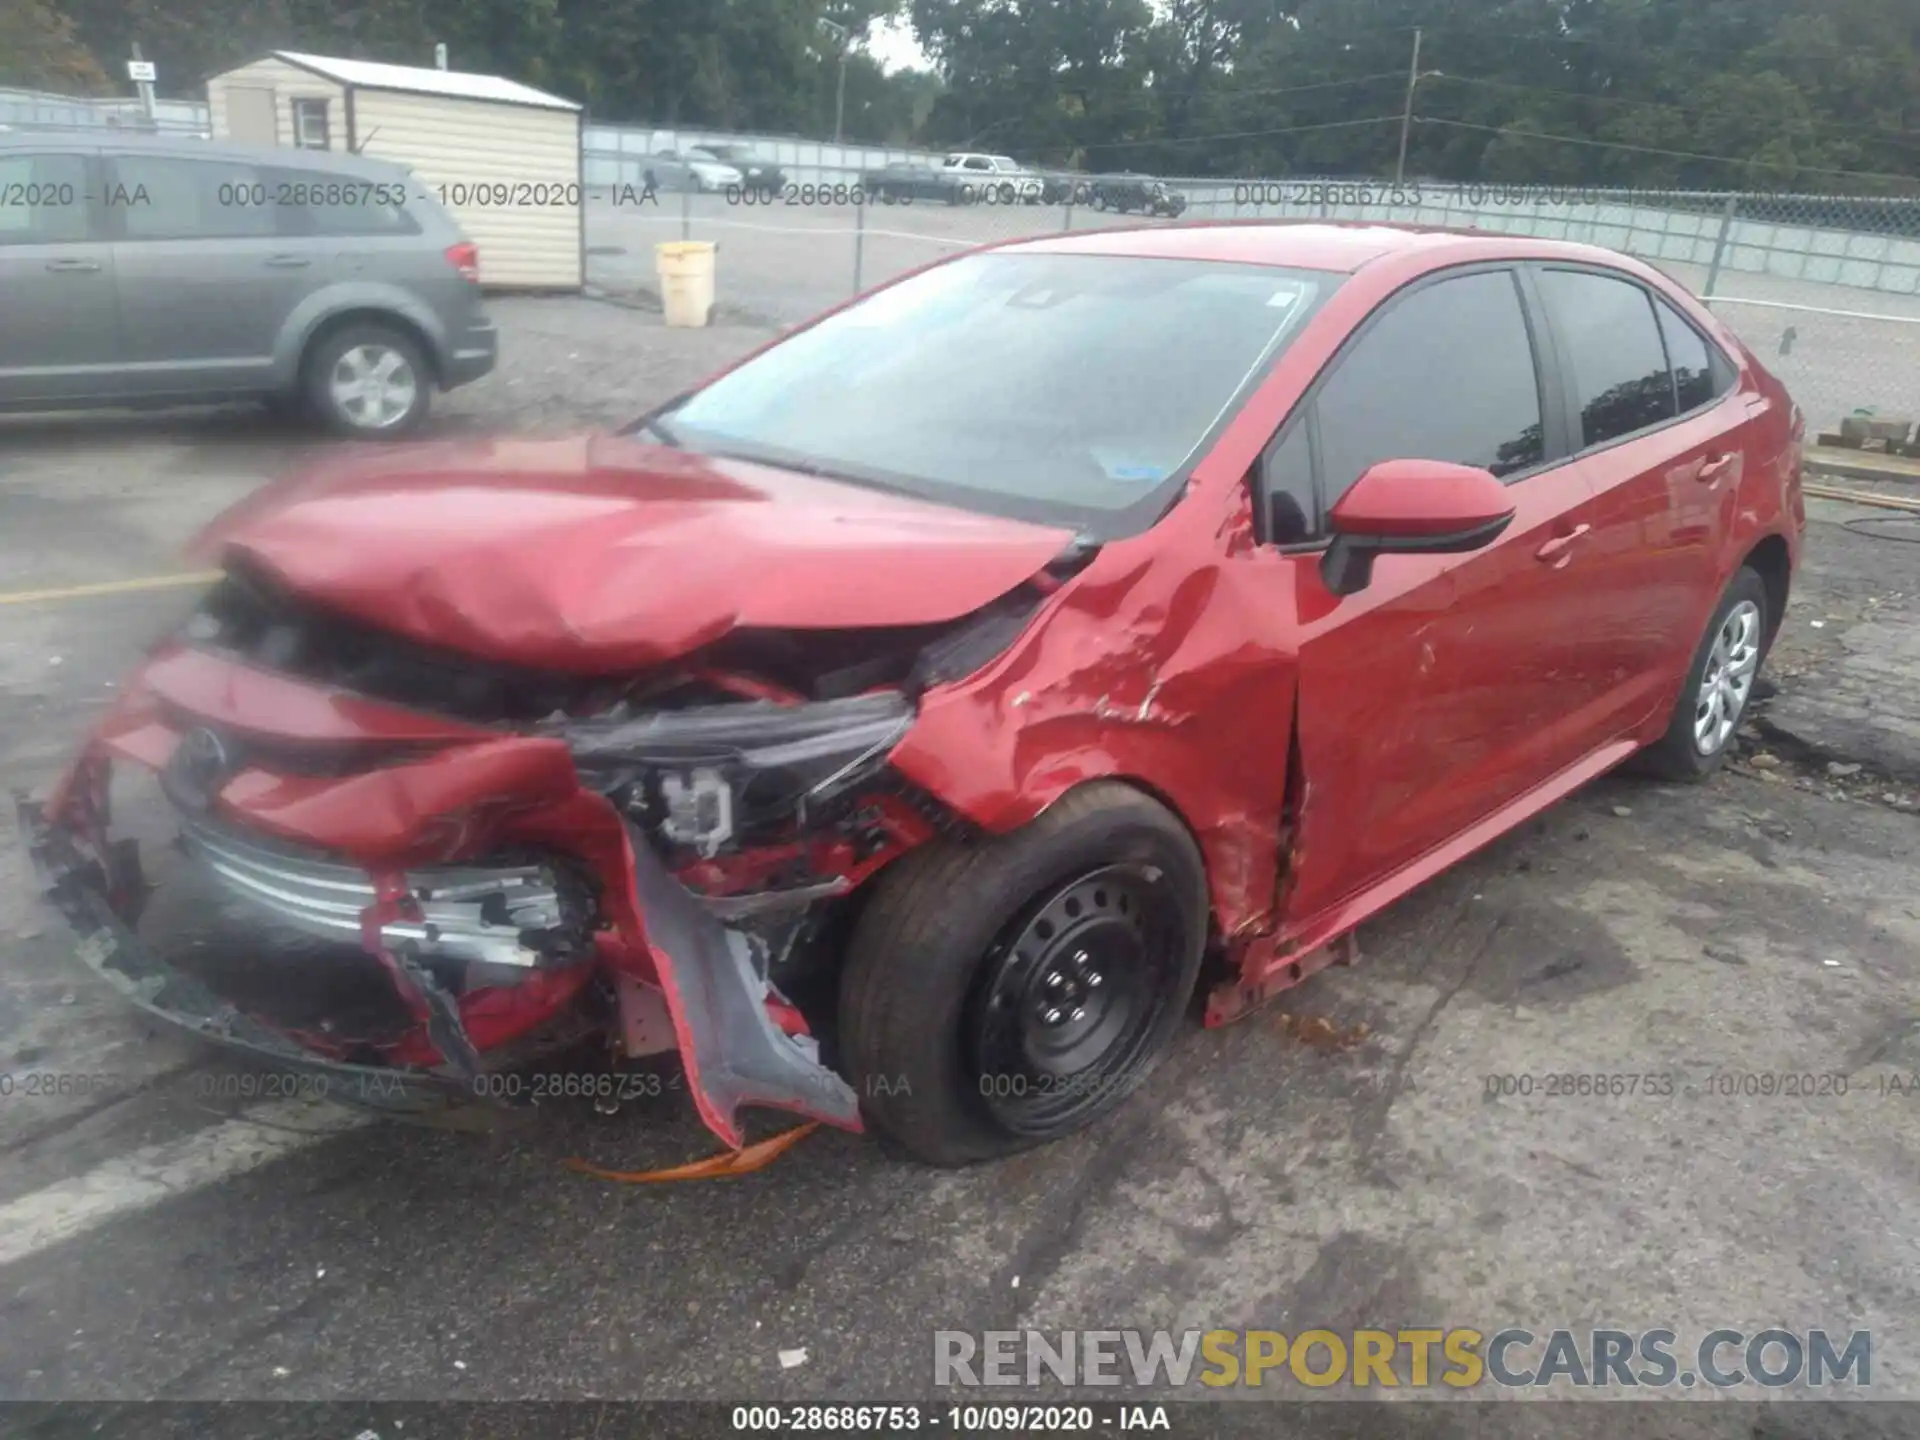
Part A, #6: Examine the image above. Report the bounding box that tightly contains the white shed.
[206,51,584,290]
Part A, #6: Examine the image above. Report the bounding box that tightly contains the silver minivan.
[0,132,496,436]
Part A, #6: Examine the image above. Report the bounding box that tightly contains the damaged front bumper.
[16,653,870,1149]
[17,792,488,1115]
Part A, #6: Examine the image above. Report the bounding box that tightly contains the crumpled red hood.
[192,434,1075,673]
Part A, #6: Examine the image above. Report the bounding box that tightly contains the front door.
[1261,266,1611,929]
[104,152,328,398]
[0,147,122,405]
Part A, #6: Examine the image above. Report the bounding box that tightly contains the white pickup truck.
[939,153,1046,205]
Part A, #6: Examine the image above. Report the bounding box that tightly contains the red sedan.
[20,222,1805,1165]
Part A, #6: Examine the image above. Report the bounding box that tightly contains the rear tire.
[1639,566,1771,781]
[304,322,432,439]
[838,783,1209,1167]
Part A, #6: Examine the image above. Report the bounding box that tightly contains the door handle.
[1697,452,1739,485]
[265,254,312,268]
[1535,524,1591,565]
[45,258,101,273]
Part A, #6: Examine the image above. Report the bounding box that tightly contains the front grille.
[177,813,590,970]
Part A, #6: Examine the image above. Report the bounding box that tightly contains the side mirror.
[1321,459,1516,598]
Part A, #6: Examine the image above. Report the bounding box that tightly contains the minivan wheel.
[838,783,1209,1166]
[306,323,430,438]
[1640,566,1771,781]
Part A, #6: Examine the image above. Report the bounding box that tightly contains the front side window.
[662,252,1336,535]
[0,153,90,244]
[1261,421,1315,545]
[1313,269,1545,511]
[1539,269,1677,448]
[108,156,277,241]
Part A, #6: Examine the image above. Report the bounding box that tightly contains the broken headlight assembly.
[556,691,916,858]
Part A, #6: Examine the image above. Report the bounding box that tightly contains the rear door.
[105,151,331,398]
[1261,266,1612,927]
[1530,266,1749,732]
[0,146,121,405]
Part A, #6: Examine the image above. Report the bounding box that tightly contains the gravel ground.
[441,295,778,433]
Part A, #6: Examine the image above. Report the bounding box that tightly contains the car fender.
[890,515,1303,942]
[274,282,453,389]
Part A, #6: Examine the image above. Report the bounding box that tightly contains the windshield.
[662,252,1336,534]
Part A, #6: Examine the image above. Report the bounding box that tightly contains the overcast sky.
[866,15,932,73]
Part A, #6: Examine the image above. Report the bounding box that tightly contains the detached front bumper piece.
[15,650,866,1148]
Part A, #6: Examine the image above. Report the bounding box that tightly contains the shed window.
[292,98,330,150]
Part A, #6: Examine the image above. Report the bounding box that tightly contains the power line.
[1429,73,1920,151]
[1305,20,1911,66]
[1416,116,1920,189]
[1058,114,1405,157]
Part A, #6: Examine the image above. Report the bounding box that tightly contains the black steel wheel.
[839,782,1209,1166]
[967,865,1189,1137]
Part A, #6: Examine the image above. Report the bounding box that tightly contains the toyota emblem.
[167,727,232,810]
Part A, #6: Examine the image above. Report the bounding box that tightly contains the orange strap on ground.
[564,1122,820,1183]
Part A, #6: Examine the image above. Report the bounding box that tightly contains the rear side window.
[1314,269,1545,506]
[269,167,420,238]
[1539,269,1677,447]
[0,153,91,245]
[107,155,277,241]
[1654,297,1730,413]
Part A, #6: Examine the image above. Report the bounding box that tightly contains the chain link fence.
[6,77,1916,436]
[582,154,1920,438]
[0,84,210,136]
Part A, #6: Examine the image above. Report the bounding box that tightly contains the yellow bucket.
[655,241,717,327]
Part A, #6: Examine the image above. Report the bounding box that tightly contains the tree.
[0,0,109,92]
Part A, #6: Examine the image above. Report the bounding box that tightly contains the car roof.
[0,129,414,179]
[999,220,1665,276]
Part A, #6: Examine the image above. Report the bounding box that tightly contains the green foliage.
[0,0,110,92]
[10,0,1916,188]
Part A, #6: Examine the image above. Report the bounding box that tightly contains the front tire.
[838,783,1209,1166]
[1640,566,1771,781]
[304,322,431,438]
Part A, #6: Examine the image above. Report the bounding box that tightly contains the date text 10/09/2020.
[1483,1071,1920,1099]
[731,1406,1172,1432]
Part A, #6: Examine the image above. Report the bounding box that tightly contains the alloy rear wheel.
[1639,565,1773,781]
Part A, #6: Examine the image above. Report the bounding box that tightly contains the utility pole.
[1394,27,1422,185]
[835,50,849,145]
[819,17,850,145]
[128,42,157,127]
